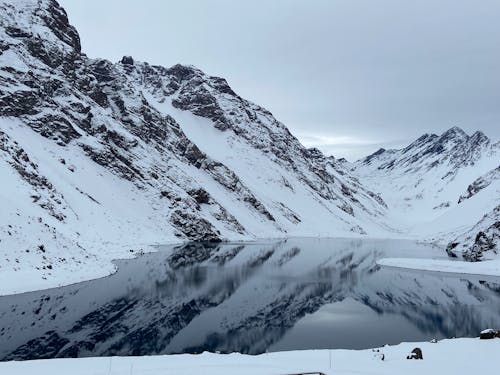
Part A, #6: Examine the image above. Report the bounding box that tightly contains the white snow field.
[378,257,500,277]
[0,338,498,375]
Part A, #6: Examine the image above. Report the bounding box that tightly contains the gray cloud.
[59,0,500,160]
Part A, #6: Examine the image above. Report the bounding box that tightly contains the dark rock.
[459,166,499,203]
[160,191,171,199]
[362,148,386,164]
[166,64,198,82]
[339,203,354,216]
[480,329,499,339]
[4,331,70,361]
[121,56,134,65]
[40,0,82,52]
[446,242,459,258]
[188,188,211,204]
[407,347,423,359]
[5,26,32,38]
[462,220,500,261]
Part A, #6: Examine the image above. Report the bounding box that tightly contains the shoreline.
[0,338,498,375]
[0,236,443,297]
[377,257,500,277]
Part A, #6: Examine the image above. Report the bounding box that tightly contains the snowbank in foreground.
[0,338,498,375]
[378,257,500,276]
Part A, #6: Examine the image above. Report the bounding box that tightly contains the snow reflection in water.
[1,238,500,361]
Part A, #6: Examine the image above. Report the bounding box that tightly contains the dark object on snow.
[121,56,134,65]
[445,242,459,258]
[372,348,385,360]
[480,329,500,339]
[407,347,423,360]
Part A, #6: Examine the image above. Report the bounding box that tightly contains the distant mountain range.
[350,126,499,260]
[0,0,498,291]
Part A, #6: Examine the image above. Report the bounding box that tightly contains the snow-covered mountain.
[0,0,392,291]
[351,127,499,260]
[0,0,498,295]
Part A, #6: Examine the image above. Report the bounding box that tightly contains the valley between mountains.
[0,0,498,294]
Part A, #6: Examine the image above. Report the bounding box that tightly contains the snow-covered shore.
[0,242,165,297]
[378,257,500,277]
[1,338,498,375]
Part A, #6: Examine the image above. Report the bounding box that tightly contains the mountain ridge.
[352,126,499,261]
[0,0,393,293]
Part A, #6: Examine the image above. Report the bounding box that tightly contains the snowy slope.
[0,0,391,292]
[1,338,499,375]
[351,127,499,259]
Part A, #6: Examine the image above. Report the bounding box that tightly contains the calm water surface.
[1,238,500,361]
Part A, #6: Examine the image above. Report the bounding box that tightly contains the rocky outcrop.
[458,166,500,203]
[446,206,500,261]
[407,347,423,360]
[479,329,500,340]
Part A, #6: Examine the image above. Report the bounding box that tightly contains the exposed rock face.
[0,0,389,283]
[458,166,500,203]
[447,206,500,261]
[120,56,134,65]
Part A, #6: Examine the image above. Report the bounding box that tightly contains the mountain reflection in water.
[1,238,500,361]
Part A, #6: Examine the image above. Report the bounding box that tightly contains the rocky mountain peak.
[164,63,202,83]
[354,126,498,176]
[1,0,81,53]
[120,56,134,65]
[469,130,490,145]
[400,133,437,155]
[361,147,386,164]
[437,126,468,145]
[442,125,467,137]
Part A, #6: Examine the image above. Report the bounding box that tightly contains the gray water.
[1,238,500,361]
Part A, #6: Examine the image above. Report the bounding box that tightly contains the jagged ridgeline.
[352,127,499,260]
[0,0,388,262]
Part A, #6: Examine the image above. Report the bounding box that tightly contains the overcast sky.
[59,0,500,160]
